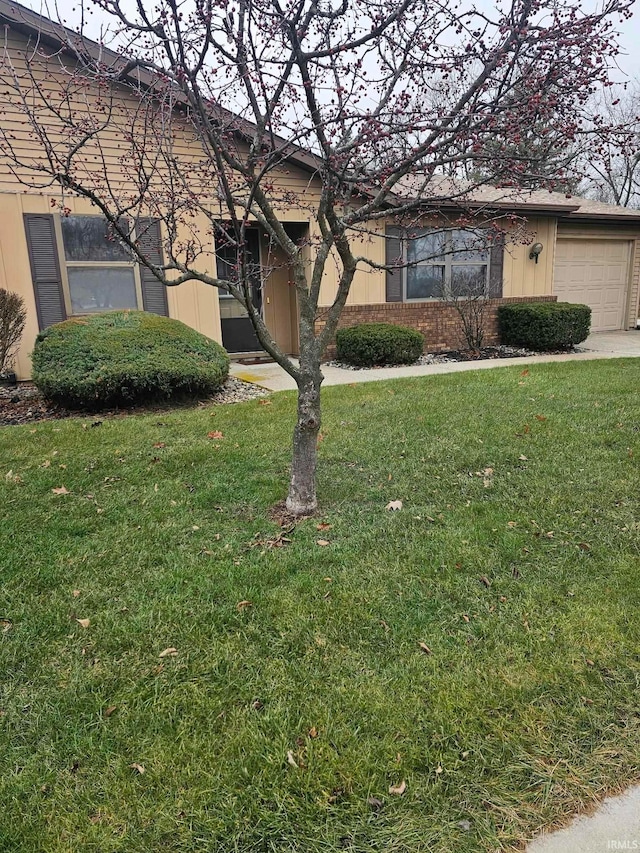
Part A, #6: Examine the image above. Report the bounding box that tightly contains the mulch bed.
[326,343,582,371]
[0,377,268,427]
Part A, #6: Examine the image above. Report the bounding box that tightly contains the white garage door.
[554,239,630,332]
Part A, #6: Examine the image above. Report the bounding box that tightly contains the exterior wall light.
[529,242,544,263]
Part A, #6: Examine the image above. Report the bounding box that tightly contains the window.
[406,228,490,300]
[58,216,140,314]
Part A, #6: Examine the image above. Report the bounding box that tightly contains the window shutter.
[23,214,66,330]
[489,235,504,298]
[137,218,168,315]
[385,226,403,302]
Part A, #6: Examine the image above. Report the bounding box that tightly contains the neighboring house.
[1,0,640,381]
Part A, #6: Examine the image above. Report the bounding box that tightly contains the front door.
[216,229,264,353]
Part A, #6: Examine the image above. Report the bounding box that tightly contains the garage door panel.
[554,239,630,332]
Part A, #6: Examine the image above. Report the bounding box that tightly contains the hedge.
[32,311,229,409]
[335,323,424,366]
[498,301,591,351]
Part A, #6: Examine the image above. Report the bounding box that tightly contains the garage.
[553,238,631,332]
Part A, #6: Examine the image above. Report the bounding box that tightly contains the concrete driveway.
[230,330,640,391]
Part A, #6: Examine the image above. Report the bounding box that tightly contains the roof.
[392,175,640,223]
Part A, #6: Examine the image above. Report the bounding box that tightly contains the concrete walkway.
[526,785,640,852]
[230,330,640,391]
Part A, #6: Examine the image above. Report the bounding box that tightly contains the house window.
[406,228,490,300]
[58,216,141,314]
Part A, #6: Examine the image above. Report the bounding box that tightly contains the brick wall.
[316,295,557,359]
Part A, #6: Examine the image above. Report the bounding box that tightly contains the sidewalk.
[230,331,640,391]
[526,786,640,852]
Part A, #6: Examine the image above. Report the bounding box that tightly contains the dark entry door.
[216,229,264,353]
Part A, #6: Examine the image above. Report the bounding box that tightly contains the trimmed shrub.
[336,322,424,366]
[32,311,229,409]
[498,301,591,351]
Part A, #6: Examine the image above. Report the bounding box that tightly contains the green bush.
[32,311,229,409]
[336,323,424,366]
[498,301,591,351]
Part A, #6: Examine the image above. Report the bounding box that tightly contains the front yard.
[1,360,639,852]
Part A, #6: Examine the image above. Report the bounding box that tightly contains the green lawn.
[1,360,640,852]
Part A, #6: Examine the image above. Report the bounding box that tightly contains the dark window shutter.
[385,226,404,302]
[137,218,168,315]
[23,214,66,330]
[489,235,504,298]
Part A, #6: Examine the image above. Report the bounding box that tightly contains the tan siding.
[318,215,557,307]
[0,193,41,378]
[502,217,556,298]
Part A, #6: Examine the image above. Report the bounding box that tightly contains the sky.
[13,0,640,81]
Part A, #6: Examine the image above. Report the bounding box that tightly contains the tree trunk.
[286,374,322,515]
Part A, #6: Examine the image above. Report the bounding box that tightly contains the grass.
[1,359,639,852]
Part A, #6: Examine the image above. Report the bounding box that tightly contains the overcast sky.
[14,0,640,81]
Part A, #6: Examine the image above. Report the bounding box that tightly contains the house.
[1,0,639,381]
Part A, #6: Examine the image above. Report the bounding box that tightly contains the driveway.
[230,330,640,391]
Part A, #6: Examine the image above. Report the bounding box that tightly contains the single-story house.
[1,0,639,380]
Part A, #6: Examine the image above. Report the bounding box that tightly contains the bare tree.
[0,290,26,377]
[582,82,640,207]
[0,0,630,514]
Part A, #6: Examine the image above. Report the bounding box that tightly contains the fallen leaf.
[316,539,330,546]
[462,614,470,623]
[479,575,491,587]
[76,618,90,628]
[236,600,252,611]
[152,442,166,449]
[159,647,178,658]
[519,455,528,461]
[418,642,432,655]
[535,415,547,422]
[130,763,145,774]
[258,399,271,406]
[72,589,81,598]
[367,796,384,811]
[40,460,51,469]
[308,726,319,739]
[316,522,332,531]
[52,486,69,496]
[586,658,595,667]
[389,780,406,796]
[577,542,591,551]
[286,750,298,768]
[435,765,443,775]
[507,521,517,528]
[520,369,529,377]
[0,619,12,633]
[104,705,117,718]
[386,500,403,511]
[208,431,224,439]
